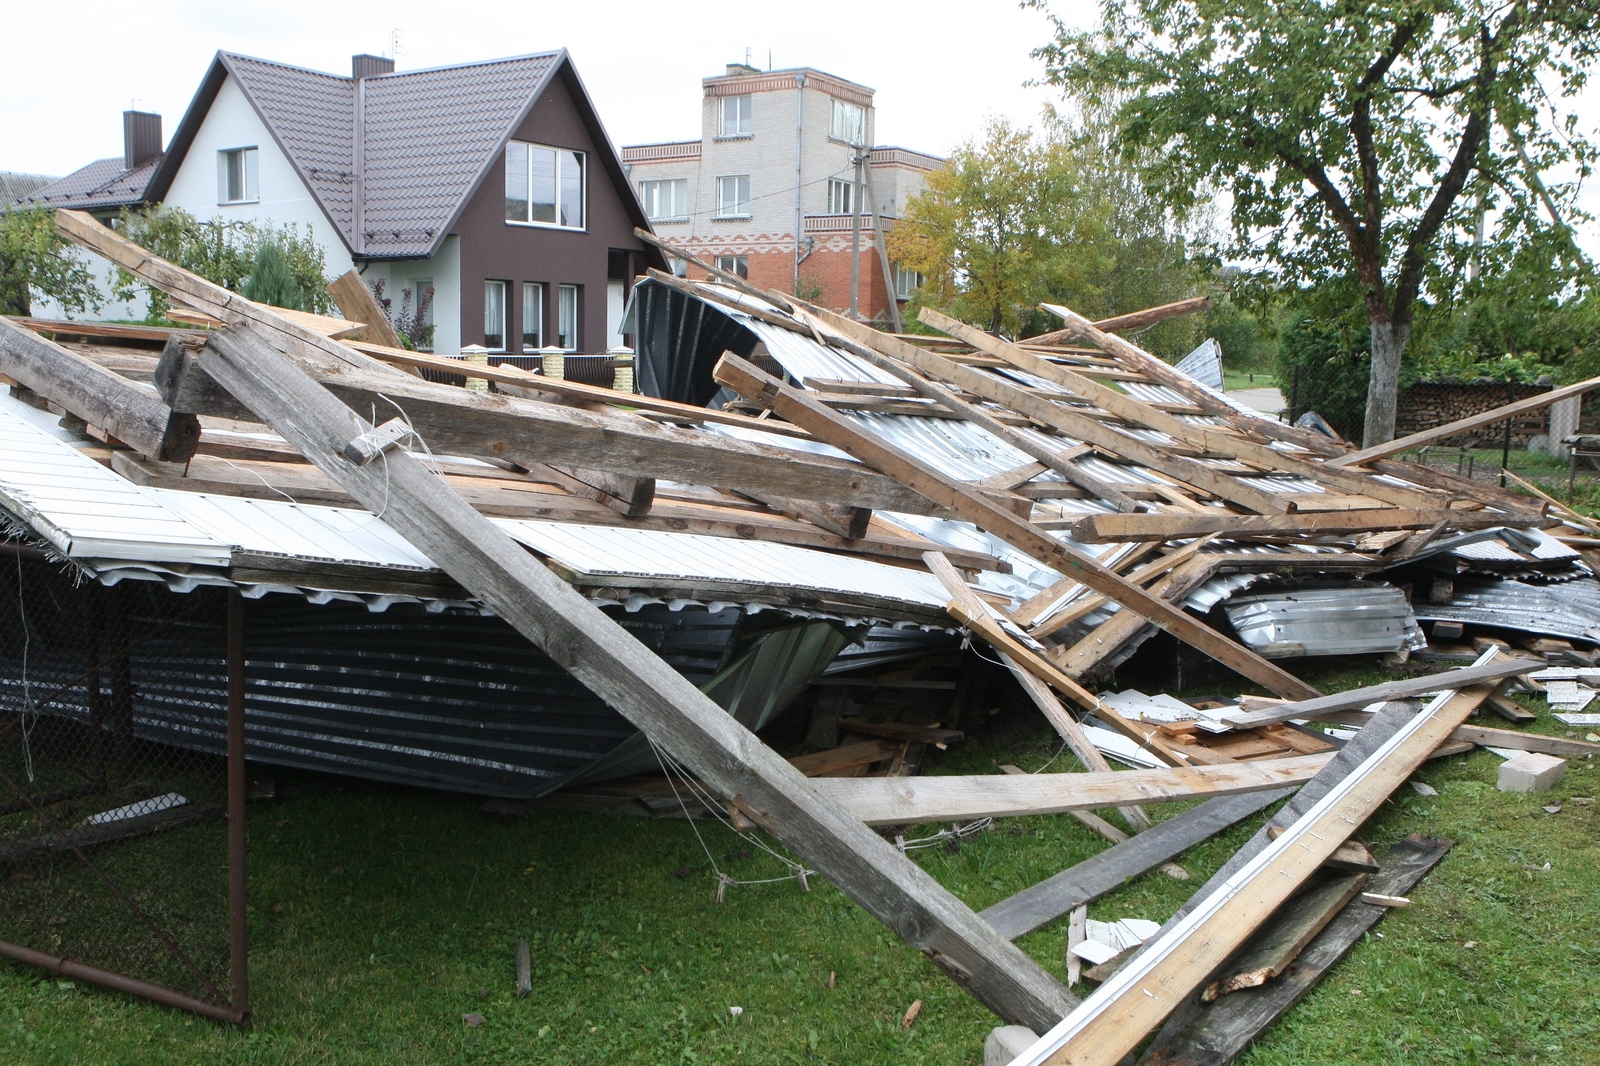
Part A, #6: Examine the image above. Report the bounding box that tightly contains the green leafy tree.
[888,114,1207,352]
[1036,0,1600,445]
[0,207,100,318]
[114,206,331,320]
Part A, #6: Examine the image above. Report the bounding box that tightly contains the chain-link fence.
[0,546,244,1022]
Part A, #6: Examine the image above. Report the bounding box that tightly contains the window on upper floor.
[505,141,585,229]
[716,175,750,218]
[721,95,752,137]
[639,178,689,221]
[894,264,924,299]
[484,281,507,351]
[217,147,259,204]
[556,284,579,350]
[826,178,855,216]
[716,255,749,279]
[829,99,865,145]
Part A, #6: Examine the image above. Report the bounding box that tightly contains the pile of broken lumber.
[4,212,1600,1061]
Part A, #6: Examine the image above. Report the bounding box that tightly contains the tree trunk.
[1362,317,1411,447]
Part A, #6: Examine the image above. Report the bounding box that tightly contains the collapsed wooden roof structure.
[3,211,1600,1058]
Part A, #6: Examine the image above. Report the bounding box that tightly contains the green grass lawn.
[1222,369,1278,392]
[0,661,1596,1065]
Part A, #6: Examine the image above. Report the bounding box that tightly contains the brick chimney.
[122,111,162,170]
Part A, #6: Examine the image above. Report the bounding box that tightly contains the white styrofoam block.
[986,1026,1041,1066]
[1497,751,1567,793]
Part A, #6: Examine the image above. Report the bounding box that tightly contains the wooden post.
[326,270,403,350]
[191,323,1077,1032]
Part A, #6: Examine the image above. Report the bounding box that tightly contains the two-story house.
[621,63,941,323]
[20,50,663,356]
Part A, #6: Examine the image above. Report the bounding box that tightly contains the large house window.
[716,175,750,218]
[217,147,259,204]
[504,141,585,229]
[522,283,544,351]
[639,178,688,221]
[484,281,507,351]
[894,265,924,299]
[716,255,749,279]
[829,99,865,145]
[721,94,752,137]
[556,284,578,350]
[827,178,854,216]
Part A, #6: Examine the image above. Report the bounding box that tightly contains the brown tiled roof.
[150,50,592,259]
[13,156,162,212]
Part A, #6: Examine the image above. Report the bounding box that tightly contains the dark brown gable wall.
[453,67,645,354]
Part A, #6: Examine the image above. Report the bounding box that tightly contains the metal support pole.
[849,148,865,320]
[1500,380,1515,488]
[227,589,249,1024]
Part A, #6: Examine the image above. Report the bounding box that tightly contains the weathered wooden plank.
[1200,872,1368,1001]
[0,316,200,461]
[326,270,403,350]
[812,755,1331,826]
[1069,509,1554,543]
[1220,657,1539,729]
[1027,298,1213,345]
[1450,723,1600,758]
[1012,670,1498,1066]
[150,332,949,516]
[1137,836,1454,1066]
[980,790,1293,941]
[1049,556,1221,678]
[713,354,1320,700]
[1329,374,1600,468]
[196,322,1077,1031]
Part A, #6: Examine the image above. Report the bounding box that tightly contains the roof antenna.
[388,27,404,61]
[745,46,752,67]
[767,49,772,71]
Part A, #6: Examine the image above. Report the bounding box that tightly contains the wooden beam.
[1200,871,1368,1001]
[922,308,1446,512]
[1219,657,1540,729]
[1450,724,1600,758]
[980,789,1293,941]
[1048,557,1221,679]
[713,352,1318,699]
[1137,836,1454,1066]
[1069,509,1555,543]
[812,754,1331,825]
[0,316,200,462]
[1012,668,1500,1066]
[1026,298,1213,345]
[194,321,1077,1031]
[1329,375,1600,468]
[326,270,404,350]
[150,334,947,516]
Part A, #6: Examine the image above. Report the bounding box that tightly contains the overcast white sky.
[1,0,1093,176]
[4,0,1595,256]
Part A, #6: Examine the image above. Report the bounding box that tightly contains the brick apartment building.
[621,63,942,323]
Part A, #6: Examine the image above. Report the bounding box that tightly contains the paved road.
[1226,386,1286,418]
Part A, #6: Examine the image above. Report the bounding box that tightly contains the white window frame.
[715,255,749,279]
[504,140,587,230]
[829,99,866,145]
[894,265,924,299]
[639,178,688,222]
[484,281,508,352]
[217,147,259,205]
[522,282,544,352]
[720,94,752,137]
[556,284,579,351]
[716,175,751,219]
[827,178,855,216]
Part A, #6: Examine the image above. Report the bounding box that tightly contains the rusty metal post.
[227,589,249,1024]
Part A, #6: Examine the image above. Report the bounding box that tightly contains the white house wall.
[162,75,356,277]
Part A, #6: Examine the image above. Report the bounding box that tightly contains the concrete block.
[985,1025,1040,1066]
[1497,751,1567,793]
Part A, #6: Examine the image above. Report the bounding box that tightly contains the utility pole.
[863,159,903,332]
[849,145,866,319]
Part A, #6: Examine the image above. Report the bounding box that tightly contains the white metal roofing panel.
[742,319,904,386]
[0,396,230,565]
[497,522,949,608]
[156,492,438,570]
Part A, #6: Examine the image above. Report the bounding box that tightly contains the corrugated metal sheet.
[1174,339,1223,389]
[1414,576,1600,643]
[1223,585,1419,658]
